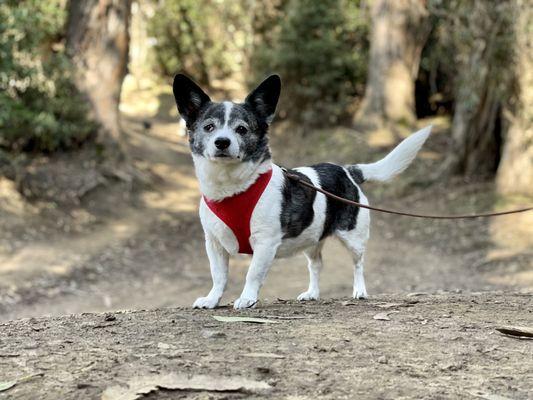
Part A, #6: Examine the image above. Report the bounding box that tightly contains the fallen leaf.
[467,391,513,400]
[373,311,399,321]
[213,316,280,324]
[101,373,272,400]
[0,381,16,392]
[376,303,403,309]
[243,352,285,359]
[342,301,357,306]
[265,315,309,320]
[0,373,44,393]
[496,326,533,340]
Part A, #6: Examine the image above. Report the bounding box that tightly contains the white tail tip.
[357,125,432,182]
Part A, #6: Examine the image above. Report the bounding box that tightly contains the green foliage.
[148,0,250,87]
[251,0,369,127]
[0,0,96,153]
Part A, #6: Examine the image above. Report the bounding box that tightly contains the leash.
[283,170,533,219]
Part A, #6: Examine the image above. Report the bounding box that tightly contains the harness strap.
[204,169,273,254]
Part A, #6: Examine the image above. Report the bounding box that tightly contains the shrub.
[0,0,96,153]
[250,0,369,128]
[147,0,249,87]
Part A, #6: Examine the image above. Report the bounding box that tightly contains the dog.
[172,74,431,309]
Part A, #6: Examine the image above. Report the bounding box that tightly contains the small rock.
[157,342,176,350]
[201,330,226,339]
[77,382,95,389]
[104,314,116,322]
[407,292,428,297]
[377,356,388,364]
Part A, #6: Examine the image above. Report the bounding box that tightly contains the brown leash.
[283,170,533,219]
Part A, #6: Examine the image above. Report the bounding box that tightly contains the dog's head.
[172,74,281,164]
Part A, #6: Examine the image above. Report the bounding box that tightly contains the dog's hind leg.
[336,207,370,299]
[297,242,324,301]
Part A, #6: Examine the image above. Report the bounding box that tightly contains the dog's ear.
[245,74,281,124]
[172,74,211,126]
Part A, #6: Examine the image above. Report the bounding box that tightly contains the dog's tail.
[347,125,432,183]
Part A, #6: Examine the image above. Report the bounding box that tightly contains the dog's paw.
[353,288,368,299]
[233,297,257,310]
[192,296,219,309]
[297,290,319,301]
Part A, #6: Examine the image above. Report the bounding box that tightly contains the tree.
[496,0,533,196]
[435,0,515,178]
[66,0,132,145]
[355,0,429,131]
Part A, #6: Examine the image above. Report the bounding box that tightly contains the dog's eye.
[204,123,215,132]
[236,125,248,135]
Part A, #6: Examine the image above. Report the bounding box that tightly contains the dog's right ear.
[245,74,281,125]
[172,74,211,126]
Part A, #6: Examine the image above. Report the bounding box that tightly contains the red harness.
[203,169,273,254]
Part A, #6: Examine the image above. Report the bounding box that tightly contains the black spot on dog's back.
[312,163,360,239]
[280,169,316,238]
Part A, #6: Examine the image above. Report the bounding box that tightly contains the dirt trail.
[0,84,531,322]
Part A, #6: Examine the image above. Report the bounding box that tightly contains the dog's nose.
[214,137,231,150]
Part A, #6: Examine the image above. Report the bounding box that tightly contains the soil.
[1,294,532,399]
[0,81,532,399]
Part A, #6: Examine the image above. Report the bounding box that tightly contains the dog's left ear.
[245,74,281,124]
[172,74,211,126]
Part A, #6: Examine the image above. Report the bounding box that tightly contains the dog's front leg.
[234,243,278,309]
[192,236,229,309]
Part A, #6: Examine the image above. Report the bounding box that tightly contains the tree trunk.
[439,1,515,179]
[66,0,131,145]
[496,0,533,197]
[355,0,429,130]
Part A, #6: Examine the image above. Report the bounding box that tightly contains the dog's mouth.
[209,151,241,162]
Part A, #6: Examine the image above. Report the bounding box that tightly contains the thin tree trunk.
[66,0,131,145]
[496,0,533,196]
[355,0,429,130]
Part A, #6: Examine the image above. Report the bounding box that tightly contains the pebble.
[377,356,388,364]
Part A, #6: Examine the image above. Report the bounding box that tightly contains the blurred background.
[0,0,531,320]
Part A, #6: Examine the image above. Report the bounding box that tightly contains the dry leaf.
[496,326,533,340]
[0,381,16,392]
[0,373,43,393]
[265,315,309,320]
[342,301,357,306]
[373,311,399,321]
[213,316,280,324]
[101,373,271,400]
[376,303,403,309]
[243,352,285,359]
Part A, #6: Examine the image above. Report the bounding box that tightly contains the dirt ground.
[0,80,532,398]
[1,293,532,399]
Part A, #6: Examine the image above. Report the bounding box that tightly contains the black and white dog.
[172,74,431,309]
